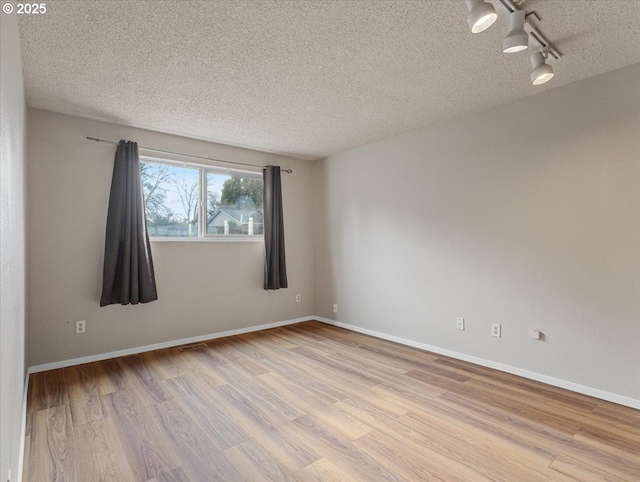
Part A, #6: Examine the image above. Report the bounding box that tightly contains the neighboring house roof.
[208,208,263,226]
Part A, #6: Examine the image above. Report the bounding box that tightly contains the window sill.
[150,236,264,243]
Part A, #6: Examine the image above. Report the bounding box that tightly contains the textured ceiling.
[17,0,640,160]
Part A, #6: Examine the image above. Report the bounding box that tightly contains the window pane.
[207,172,263,236]
[141,162,200,237]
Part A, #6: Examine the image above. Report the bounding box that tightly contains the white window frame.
[140,155,264,242]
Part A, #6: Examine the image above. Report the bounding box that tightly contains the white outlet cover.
[456,317,465,330]
[491,323,501,337]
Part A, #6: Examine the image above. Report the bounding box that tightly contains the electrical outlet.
[296,293,301,303]
[491,323,501,338]
[456,317,465,331]
[76,320,86,334]
[332,303,338,313]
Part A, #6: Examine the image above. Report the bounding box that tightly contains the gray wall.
[0,11,27,482]
[27,109,314,366]
[313,64,640,401]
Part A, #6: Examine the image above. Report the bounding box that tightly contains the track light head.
[530,51,554,85]
[466,0,497,34]
[503,10,529,53]
[464,2,561,84]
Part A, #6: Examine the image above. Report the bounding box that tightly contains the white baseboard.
[17,313,639,482]
[28,316,314,374]
[315,316,640,410]
[25,314,639,410]
[17,371,29,482]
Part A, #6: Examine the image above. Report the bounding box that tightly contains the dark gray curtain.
[100,140,158,306]
[263,165,288,290]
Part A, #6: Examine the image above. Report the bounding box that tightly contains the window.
[140,157,263,239]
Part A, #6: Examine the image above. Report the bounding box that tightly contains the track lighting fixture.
[530,51,554,85]
[466,0,497,34]
[502,10,528,53]
[465,0,561,85]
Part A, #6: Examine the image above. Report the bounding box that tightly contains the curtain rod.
[85,137,293,173]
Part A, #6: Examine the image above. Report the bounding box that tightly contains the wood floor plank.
[233,337,348,404]
[364,385,416,412]
[293,457,356,482]
[338,390,572,482]
[74,418,136,481]
[216,363,306,424]
[583,406,640,437]
[593,400,640,425]
[147,466,191,482]
[277,324,329,342]
[102,388,180,481]
[257,370,338,413]
[209,337,271,376]
[24,320,640,481]
[280,322,354,344]
[186,343,226,369]
[572,428,640,464]
[178,351,229,390]
[335,396,531,481]
[437,389,599,466]
[433,390,571,460]
[463,377,597,423]
[29,369,67,411]
[369,379,445,409]
[206,385,322,472]
[353,428,495,482]
[287,414,408,481]
[100,358,130,392]
[313,325,441,368]
[241,329,299,350]
[433,357,600,411]
[163,375,251,451]
[404,367,469,392]
[223,439,294,481]
[442,377,588,435]
[554,442,640,481]
[118,354,172,405]
[339,384,411,418]
[139,349,186,381]
[330,340,431,374]
[271,326,342,356]
[64,364,105,426]
[87,360,120,395]
[550,453,636,482]
[257,372,377,440]
[28,405,75,482]
[327,350,410,381]
[150,399,244,481]
[403,408,574,480]
[289,345,385,388]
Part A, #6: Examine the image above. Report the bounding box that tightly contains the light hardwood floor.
[24,321,640,481]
